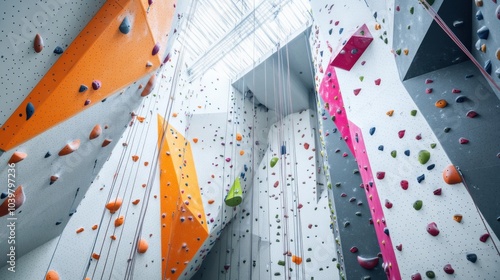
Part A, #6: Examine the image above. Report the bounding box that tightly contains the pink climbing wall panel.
[330,24,373,71]
[349,122,401,280]
[319,64,355,154]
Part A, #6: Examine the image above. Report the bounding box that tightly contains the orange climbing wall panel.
[0,0,175,151]
[157,115,209,279]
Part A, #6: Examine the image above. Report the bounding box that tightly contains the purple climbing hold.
[92,80,101,90]
[427,222,440,236]
[163,53,171,64]
[459,137,469,144]
[479,233,490,242]
[411,273,422,280]
[225,158,231,162]
[452,88,461,93]
[443,264,454,274]
[340,193,347,197]
[496,6,500,20]
[374,78,381,85]
[84,99,91,106]
[425,88,433,94]
[398,130,405,139]
[376,172,385,180]
[148,0,153,5]
[400,180,409,190]
[466,110,478,118]
[353,88,361,96]
[433,188,442,195]
[357,256,379,270]
[152,43,160,55]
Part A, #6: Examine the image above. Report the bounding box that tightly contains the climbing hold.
[384,227,390,236]
[376,172,385,179]
[44,151,51,158]
[404,150,410,156]
[479,233,490,242]
[396,244,402,251]
[410,273,422,280]
[79,85,88,93]
[101,139,112,147]
[8,151,27,164]
[304,143,309,150]
[452,214,463,223]
[378,145,384,151]
[386,110,394,116]
[92,225,98,230]
[291,255,302,265]
[415,134,422,140]
[425,78,433,84]
[433,188,442,195]
[50,175,59,185]
[58,139,81,156]
[466,110,478,118]
[444,127,451,133]
[390,150,397,158]
[410,110,417,116]
[400,180,409,190]
[466,253,477,263]
[278,260,286,266]
[443,264,454,274]
[369,127,375,135]
[132,199,140,205]
[497,6,500,20]
[425,271,435,278]
[225,178,242,207]
[374,78,381,85]
[84,99,91,106]
[350,246,358,253]
[270,157,279,168]
[141,74,156,97]
[89,124,102,140]
[114,215,124,227]
[92,253,100,260]
[45,270,59,280]
[452,88,461,93]
[357,256,379,270]
[426,88,433,94]
[0,186,25,217]
[496,48,500,60]
[418,150,430,164]
[427,164,435,170]
[485,60,492,74]
[435,99,447,108]
[119,17,131,34]
[281,145,286,155]
[132,155,139,162]
[53,46,63,54]
[413,200,423,210]
[417,174,425,183]
[106,198,123,214]
[398,130,405,139]
[476,10,483,20]
[385,199,393,209]
[430,143,436,149]
[76,227,84,234]
[236,133,243,141]
[152,43,160,55]
[26,102,35,120]
[353,88,361,96]
[455,95,467,103]
[34,34,44,53]
[427,222,440,236]
[92,80,101,90]
[477,26,489,39]
[137,239,149,254]
[459,137,469,144]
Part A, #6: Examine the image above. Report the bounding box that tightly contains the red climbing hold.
[141,74,156,97]
[303,143,310,150]
[443,264,454,274]
[459,137,469,144]
[411,272,422,280]
[34,34,44,53]
[400,180,409,190]
[385,199,393,209]
[374,78,381,85]
[433,188,442,195]
[357,256,379,270]
[427,222,440,236]
[479,233,490,242]
[376,172,385,180]
[353,88,361,96]
[398,130,405,139]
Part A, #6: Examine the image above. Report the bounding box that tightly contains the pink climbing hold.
[411,272,422,280]
[353,88,361,96]
[443,264,454,274]
[376,172,385,179]
[374,78,381,85]
[225,158,231,162]
[398,130,405,139]
[425,88,433,94]
[479,233,490,242]
[452,88,461,93]
[459,137,469,144]
[427,222,440,236]
[357,256,379,270]
[400,180,409,190]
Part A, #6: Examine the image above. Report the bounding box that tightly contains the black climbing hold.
[455,96,467,103]
[119,17,131,34]
[476,10,483,21]
[427,164,435,170]
[404,150,410,156]
[55,221,62,225]
[484,60,492,74]
[477,26,489,40]
[26,102,35,120]
[466,253,477,263]
[281,145,286,155]
[417,174,425,183]
[369,127,375,135]
[53,46,64,54]
[444,127,451,133]
[79,85,88,93]
[0,193,7,199]
[378,145,384,151]
[384,227,389,236]
[465,74,474,79]
[44,151,51,158]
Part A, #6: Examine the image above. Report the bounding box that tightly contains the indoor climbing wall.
[0,0,179,278]
[310,0,500,279]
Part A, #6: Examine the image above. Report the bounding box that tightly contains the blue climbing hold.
[119,17,131,34]
[417,174,425,183]
[384,227,389,236]
[466,253,477,263]
[427,164,435,170]
[378,145,384,151]
[404,150,410,156]
[339,28,344,34]
[476,10,483,21]
[26,102,35,120]
[240,172,245,179]
[0,193,7,199]
[53,46,64,54]
[281,145,286,155]
[369,127,376,135]
[79,85,88,93]
[484,60,492,74]
[244,164,248,172]
[455,96,467,103]
[329,29,333,35]
[477,26,489,40]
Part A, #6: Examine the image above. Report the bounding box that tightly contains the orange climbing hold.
[45,270,59,280]
[453,214,463,223]
[403,49,409,55]
[240,150,245,156]
[114,215,124,227]
[386,110,394,116]
[58,139,81,156]
[8,151,27,164]
[208,199,215,204]
[236,133,243,141]
[89,124,102,140]
[374,23,381,30]
[92,253,100,260]
[137,116,145,123]
[132,155,139,162]
[50,175,59,184]
[141,74,156,97]
[101,138,112,147]
[292,255,303,265]
[105,198,123,214]
[192,138,198,143]
[172,112,178,117]
[92,224,98,230]
[132,199,140,205]
[137,238,149,254]
[0,186,25,217]
[435,99,448,108]
[110,235,116,240]
[76,227,84,234]
[443,165,462,184]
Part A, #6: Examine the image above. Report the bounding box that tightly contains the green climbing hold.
[430,143,436,149]
[411,110,417,116]
[413,200,423,210]
[391,150,397,158]
[410,7,414,14]
[426,270,435,278]
[418,150,431,164]
[278,260,286,266]
[225,178,242,207]
[270,157,279,168]
[396,49,401,55]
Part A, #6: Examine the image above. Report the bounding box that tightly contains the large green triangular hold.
[225,177,242,207]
